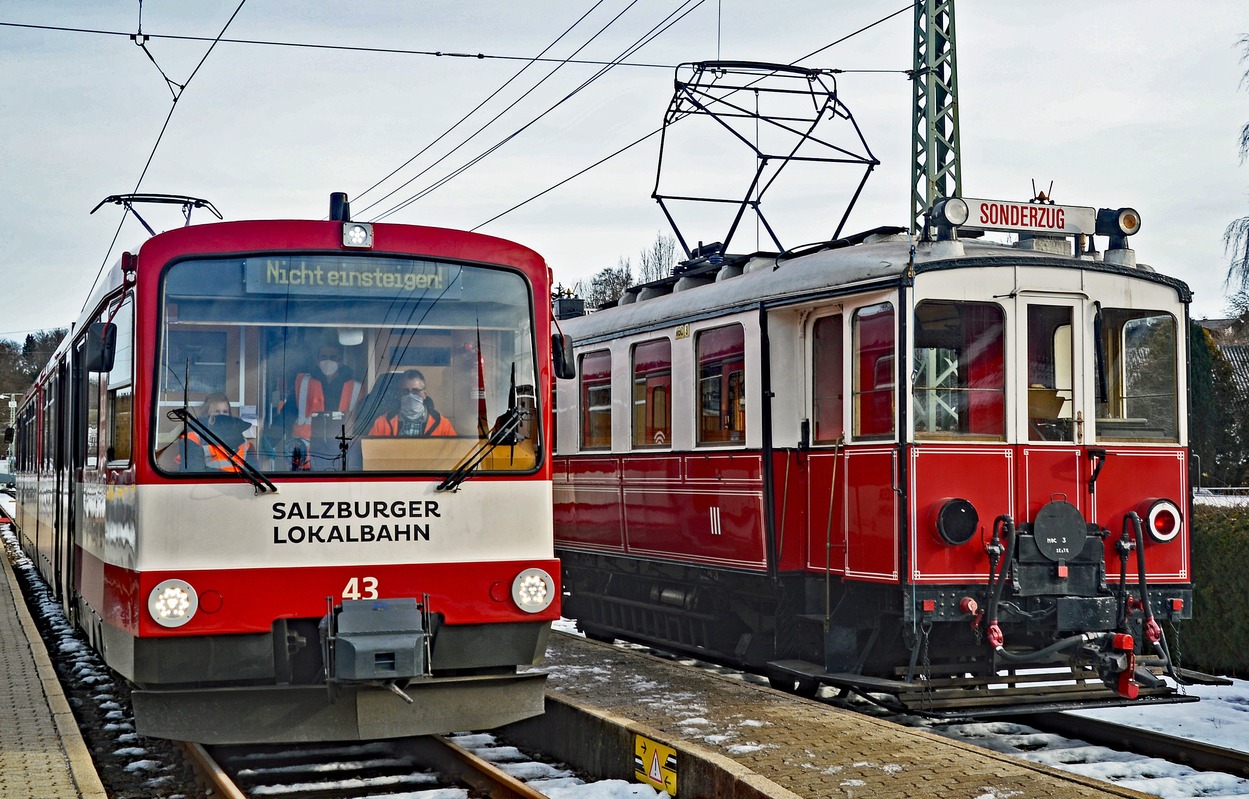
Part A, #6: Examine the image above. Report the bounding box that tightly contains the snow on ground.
[1074,681,1249,750]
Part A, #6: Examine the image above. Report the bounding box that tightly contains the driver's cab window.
[1095,309,1178,442]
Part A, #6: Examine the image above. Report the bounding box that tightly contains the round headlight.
[1096,207,1142,238]
[1140,499,1182,544]
[511,568,555,614]
[148,579,199,628]
[933,197,970,227]
[932,498,979,546]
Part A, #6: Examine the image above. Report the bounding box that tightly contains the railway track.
[1025,711,1249,779]
[598,631,1249,797]
[188,734,564,798]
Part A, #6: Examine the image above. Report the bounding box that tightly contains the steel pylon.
[911,0,962,237]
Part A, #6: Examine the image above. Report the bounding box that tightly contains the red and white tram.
[553,197,1218,713]
[8,194,565,743]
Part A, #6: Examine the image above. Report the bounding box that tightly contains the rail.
[1025,712,1249,778]
[188,735,554,799]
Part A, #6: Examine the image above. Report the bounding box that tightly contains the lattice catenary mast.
[911,0,962,237]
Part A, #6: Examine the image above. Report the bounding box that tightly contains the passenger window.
[812,314,844,443]
[852,303,895,439]
[106,294,134,464]
[580,350,612,449]
[912,301,1005,440]
[697,324,745,445]
[632,339,672,448]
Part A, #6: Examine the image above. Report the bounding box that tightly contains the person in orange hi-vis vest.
[283,343,365,469]
[170,393,257,471]
[368,369,457,437]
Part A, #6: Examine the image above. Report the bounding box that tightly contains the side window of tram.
[1027,305,1074,442]
[1095,309,1178,442]
[580,350,612,450]
[632,338,672,448]
[106,295,134,464]
[852,303,895,439]
[812,314,844,443]
[84,339,102,469]
[912,301,1005,439]
[697,324,746,445]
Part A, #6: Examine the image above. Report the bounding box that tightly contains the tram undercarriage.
[560,549,1226,717]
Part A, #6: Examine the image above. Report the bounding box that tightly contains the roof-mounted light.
[343,222,374,249]
[931,197,970,228]
[1096,207,1141,238]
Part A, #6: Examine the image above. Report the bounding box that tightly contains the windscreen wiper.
[167,408,278,494]
[436,405,526,492]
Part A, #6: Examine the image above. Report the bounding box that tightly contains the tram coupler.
[320,597,431,704]
[1094,631,1140,699]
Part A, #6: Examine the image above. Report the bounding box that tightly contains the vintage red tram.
[553,196,1219,713]
[7,193,567,743]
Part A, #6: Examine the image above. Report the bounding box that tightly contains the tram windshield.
[1094,308,1178,442]
[153,255,540,476]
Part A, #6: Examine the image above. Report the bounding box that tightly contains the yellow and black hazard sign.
[634,734,677,796]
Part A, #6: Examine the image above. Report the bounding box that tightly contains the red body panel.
[909,447,1014,581]
[77,547,561,636]
[554,452,767,570]
[556,443,1188,586]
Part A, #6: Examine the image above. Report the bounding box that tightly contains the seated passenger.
[369,369,457,437]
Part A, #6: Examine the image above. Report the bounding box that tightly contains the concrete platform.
[508,632,1156,799]
[0,509,107,799]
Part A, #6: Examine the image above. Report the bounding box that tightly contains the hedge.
[1180,504,1249,677]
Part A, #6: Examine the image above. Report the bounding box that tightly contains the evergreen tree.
[1189,321,1249,487]
[20,329,66,383]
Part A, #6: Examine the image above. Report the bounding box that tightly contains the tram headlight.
[1137,499,1182,544]
[342,222,374,249]
[511,568,555,614]
[931,197,970,227]
[1096,207,1141,238]
[148,579,199,628]
[931,498,979,546]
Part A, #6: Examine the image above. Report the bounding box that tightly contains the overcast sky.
[2,1,1246,339]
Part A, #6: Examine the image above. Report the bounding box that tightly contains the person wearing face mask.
[369,370,457,437]
[286,343,365,469]
[163,392,257,471]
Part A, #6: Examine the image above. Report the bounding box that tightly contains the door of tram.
[60,338,88,618]
[1018,296,1087,518]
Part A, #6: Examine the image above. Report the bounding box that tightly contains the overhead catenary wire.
[5,1,916,296]
[469,3,919,232]
[80,1,248,314]
[350,0,612,210]
[363,0,697,221]
[0,21,675,71]
[354,0,649,218]
[369,0,709,223]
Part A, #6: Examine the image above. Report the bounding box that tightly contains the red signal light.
[1136,499,1182,544]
